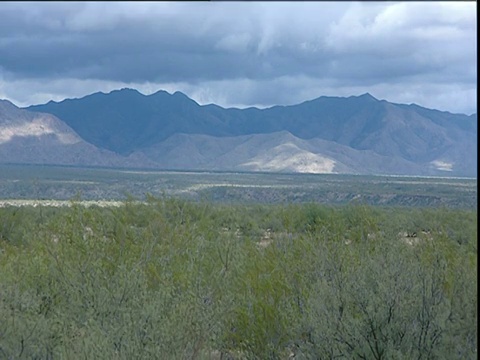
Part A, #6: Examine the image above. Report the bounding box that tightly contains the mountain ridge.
[0,88,474,176]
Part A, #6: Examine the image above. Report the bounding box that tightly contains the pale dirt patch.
[257,228,273,248]
[398,230,433,246]
[0,199,125,208]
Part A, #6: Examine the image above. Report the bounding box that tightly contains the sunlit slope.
[0,100,155,168]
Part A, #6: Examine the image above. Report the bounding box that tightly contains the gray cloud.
[0,2,476,114]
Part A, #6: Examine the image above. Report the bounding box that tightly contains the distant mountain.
[0,100,156,168]
[28,89,230,155]
[15,89,479,176]
[137,131,431,175]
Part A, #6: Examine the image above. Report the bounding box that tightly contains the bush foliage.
[0,198,477,359]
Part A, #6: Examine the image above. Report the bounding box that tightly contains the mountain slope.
[136,131,445,176]
[0,100,156,168]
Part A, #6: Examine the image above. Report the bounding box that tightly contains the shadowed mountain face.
[28,89,231,155]
[0,99,156,168]
[13,89,478,176]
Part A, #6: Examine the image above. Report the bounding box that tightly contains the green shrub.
[0,199,476,359]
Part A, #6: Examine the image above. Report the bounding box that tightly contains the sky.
[0,1,476,115]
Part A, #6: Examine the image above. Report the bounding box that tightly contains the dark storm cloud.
[0,2,290,82]
[0,2,419,83]
[0,2,476,114]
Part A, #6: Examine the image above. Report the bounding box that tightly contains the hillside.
[0,100,155,168]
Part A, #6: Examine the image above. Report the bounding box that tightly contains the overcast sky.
[0,2,476,115]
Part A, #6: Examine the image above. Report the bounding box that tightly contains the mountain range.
[0,88,476,176]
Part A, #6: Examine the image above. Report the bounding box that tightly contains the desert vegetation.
[0,196,477,359]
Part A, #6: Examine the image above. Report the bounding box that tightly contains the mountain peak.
[358,92,377,101]
[0,99,19,111]
[173,91,188,97]
[120,87,140,93]
[111,88,142,96]
[172,91,199,105]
